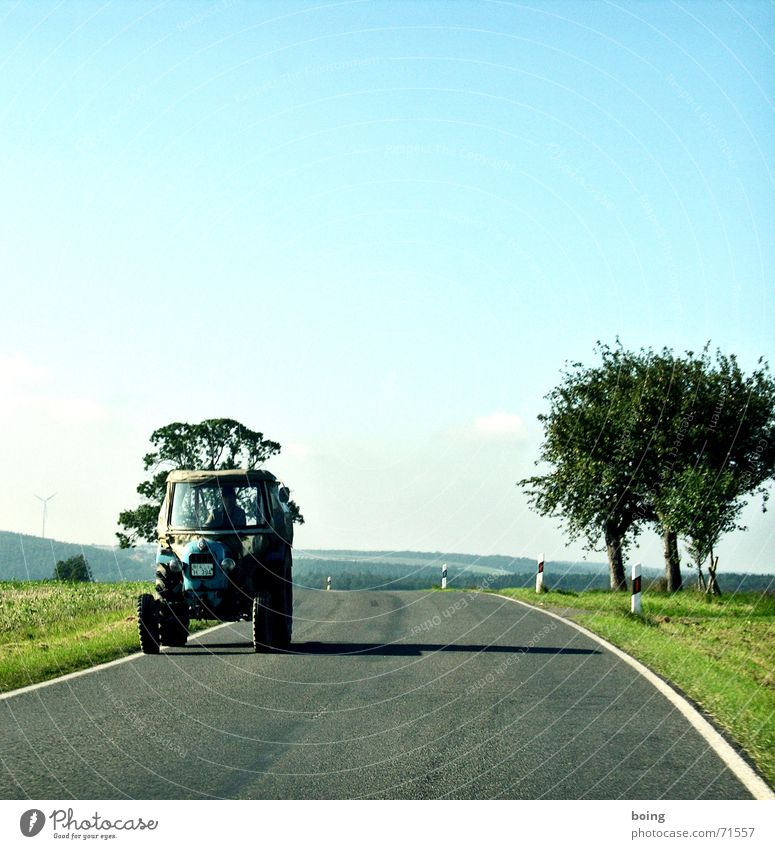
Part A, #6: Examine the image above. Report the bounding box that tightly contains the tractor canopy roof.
[166,469,278,486]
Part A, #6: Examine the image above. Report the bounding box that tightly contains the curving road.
[0,589,756,799]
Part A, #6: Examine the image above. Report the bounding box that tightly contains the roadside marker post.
[536,553,544,593]
[326,576,332,591]
[631,562,642,615]
[441,563,447,590]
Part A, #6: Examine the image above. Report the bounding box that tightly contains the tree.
[620,346,702,591]
[53,554,92,582]
[522,343,775,591]
[678,469,737,593]
[520,344,653,590]
[641,350,775,591]
[117,418,304,547]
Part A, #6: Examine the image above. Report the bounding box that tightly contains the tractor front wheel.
[137,593,160,655]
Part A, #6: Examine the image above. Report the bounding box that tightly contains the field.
[0,581,212,694]
[494,587,775,789]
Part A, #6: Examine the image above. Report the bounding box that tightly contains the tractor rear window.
[170,483,268,530]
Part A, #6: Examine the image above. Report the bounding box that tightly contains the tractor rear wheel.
[159,607,189,647]
[273,551,293,648]
[252,590,275,652]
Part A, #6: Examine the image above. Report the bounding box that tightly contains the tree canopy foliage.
[521,343,775,590]
[117,418,303,547]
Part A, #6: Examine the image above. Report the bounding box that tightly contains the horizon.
[1,1,773,574]
[0,526,772,579]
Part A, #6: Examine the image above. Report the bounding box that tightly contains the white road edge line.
[493,592,775,801]
[0,621,233,703]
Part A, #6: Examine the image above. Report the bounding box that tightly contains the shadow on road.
[289,642,601,656]
[168,641,601,657]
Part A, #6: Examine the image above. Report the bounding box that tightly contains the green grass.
[0,581,213,694]
[493,587,775,790]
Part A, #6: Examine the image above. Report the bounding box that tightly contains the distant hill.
[0,531,155,582]
[298,549,542,573]
[1,532,772,593]
[294,550,649,592]
[297,548,619,575]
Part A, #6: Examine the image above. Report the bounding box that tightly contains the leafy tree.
[639,349,775,591]
[117,418,303,547]
[522,343,775,591]
[520,344,653,590]
[620,346,703,591]
[53,554,92,582]
[678,468,742,593]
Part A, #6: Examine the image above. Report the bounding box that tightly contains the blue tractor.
[136,469,294,653]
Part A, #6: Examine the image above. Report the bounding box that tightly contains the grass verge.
[0,581,214,694]
[493,587,775,790]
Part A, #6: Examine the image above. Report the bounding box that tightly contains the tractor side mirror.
[278,486,290,504]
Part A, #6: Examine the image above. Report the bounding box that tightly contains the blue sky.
[1,0,773,573]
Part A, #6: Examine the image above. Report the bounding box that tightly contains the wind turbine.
[35,493,56,539]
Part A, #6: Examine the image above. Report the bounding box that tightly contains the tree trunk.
[663,527,682,591]
[706,551,721,596]
[604,523,627,591]
[697,566,707,592]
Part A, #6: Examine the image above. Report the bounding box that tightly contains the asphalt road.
[0,589,754,799]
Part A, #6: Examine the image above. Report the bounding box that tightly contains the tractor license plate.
[191,562,214,578]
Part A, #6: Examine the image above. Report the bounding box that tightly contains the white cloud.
[376,370,399,410]
[50,397,108,424]
[473,412,528,439]
[0,352,107,424]
[284,441,313,458]
[0,353,48,390]
[440,411,529,443]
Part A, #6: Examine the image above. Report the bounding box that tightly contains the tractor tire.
[252,590,275,653]
[159,607,189,647]
[273,551,293,648]
[155,562,183,603]
[137,593,160,655]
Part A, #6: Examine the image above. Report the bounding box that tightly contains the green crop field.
[0,581,212,694]
[493,587,775,790]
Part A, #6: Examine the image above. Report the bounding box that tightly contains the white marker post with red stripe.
[536,553,545,593]
[441,563,448,590]
[631,562,642,615]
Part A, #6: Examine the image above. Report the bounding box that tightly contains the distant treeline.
[293,560,775,595]
[1,532,772,594]
[293,565,592,592]
[301,549,541,572]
